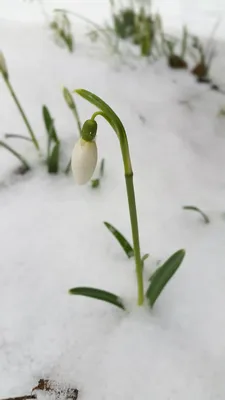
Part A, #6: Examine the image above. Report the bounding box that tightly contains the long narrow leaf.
[69,287,125,310]
[91,158,105,188]
[48,142,60,173]
[100,158,105,177]
[5,133,32,142]
[104,221,134,258]
[181,25,188,59]
[183,205,210,224]
[42,105,58,143]
[146,249,185,307]
[0,140,30,172]
[63,87,82,135]
[141,253,149,269]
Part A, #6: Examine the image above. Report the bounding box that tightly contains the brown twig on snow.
[1,395,36,400]
[1,379,78,400]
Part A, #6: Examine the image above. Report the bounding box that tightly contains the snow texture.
[1,2,225,399]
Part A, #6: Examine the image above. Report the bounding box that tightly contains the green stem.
[91,110,144,305]
[4,77,39,151]
[65,158,71,174]
[125,173,144,305]
[0,140,30,170]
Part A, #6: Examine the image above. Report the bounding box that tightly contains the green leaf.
[5,133,32,142]
[141,253,149,268]
[183,206,210,224]
[0,140,30,172]
[91,159,105,188]
[100,158,105,177]
[63,87,75,109]
[181,25,188,59]
[146,249,185,307]
[42,105,58,143]
[149,263,163,282]
[104,221,134,258]
[48,142,60,174]
[63,88,82,135]
[65,158,71,174]
[69,287,125,310]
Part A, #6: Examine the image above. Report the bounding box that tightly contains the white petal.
[0,51,8,76]
[71,138,98,185]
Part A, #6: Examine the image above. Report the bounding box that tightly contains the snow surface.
[1,3,225,400]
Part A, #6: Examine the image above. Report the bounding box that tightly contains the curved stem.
[5,133,32,142]
[4,77,39,151]
[88,106,144,305]
[0,140,30,171]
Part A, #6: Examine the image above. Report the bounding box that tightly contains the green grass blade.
[146,249,185,307]
[63,87,75,109]
[63,87,82,135]
[48,142,60,174]
[42,105,58,143]
[5,133,32,142]
[183,205,210,224]
[104,221,134,258]
[181,25,188,59]
[141,253,149,269]
[0,140,30,172]
[100,158,105,177]
[69,287,125,310]
[91,158,105,188]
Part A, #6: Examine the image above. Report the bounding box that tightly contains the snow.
[1,2,225,399]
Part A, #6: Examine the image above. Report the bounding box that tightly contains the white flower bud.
[71,138,97,185]
[0,51,8,78]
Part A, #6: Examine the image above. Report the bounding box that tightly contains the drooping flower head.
[71,119,98,185]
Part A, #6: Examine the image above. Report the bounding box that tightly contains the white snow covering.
[1,1,225,399]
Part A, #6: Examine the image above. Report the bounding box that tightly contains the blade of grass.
[104,221,134,258]
[91,158,105,188]
[180,25,188,59]
[65,159,71,174]
[100,158,105,177]
[0,140,30,171]
[42,105,58,143]
[183,205,210,224]
[48,142,60,173]
[146,249,185,307]
[69,287,125,310]
[141,253,149,268]
[63,87,82,135]
[5,133,32,142]
[4,77,39,151]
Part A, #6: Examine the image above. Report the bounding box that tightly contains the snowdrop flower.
[0,51,8,78]
[71,119,98,185]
